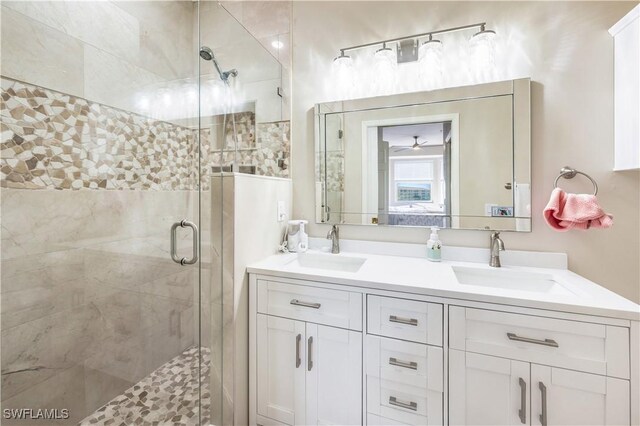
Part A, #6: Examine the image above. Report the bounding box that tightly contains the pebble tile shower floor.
[80,347,210,426]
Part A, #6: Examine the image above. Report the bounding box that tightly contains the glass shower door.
[0,1,221,425]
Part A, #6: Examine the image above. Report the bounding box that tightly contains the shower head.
[199,46,214,61]
[199,45,238,84]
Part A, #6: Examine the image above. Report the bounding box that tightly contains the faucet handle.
[327,224,336,239]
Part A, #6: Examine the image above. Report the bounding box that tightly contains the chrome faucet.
[327,225,340,254]
[489,231,505,267]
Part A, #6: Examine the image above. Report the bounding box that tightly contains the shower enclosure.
[0,1,288,424]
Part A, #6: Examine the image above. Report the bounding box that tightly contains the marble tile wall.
[0,1,196,116]
[0,189,202,425]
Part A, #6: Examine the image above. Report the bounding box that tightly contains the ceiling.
[382,123,445,147]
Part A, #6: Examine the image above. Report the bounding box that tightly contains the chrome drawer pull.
[389,315,418,326]
[507,333,559,348]
[539,381,548,426]
[518,377,526,424]
[307,336,313,371]
[290,299,321,309]
[389,396,417,411]
[389,357,418,370]
[295,334,301,368]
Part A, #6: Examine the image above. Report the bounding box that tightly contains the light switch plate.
[277,201,286,222]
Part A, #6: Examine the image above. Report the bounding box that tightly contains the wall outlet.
[277,201,286,222]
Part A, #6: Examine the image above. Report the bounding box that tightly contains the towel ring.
[553,166,598,196]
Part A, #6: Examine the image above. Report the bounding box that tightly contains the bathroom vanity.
[248,247,639,426]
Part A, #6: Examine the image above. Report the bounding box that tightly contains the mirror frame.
[314,78,531,232]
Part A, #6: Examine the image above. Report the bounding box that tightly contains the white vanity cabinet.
[251,278,363,426]
[365,296,444,426]
[449,306,631,426]
[449,350,630,426]
[449,350,530,425]
[249,271,638,426]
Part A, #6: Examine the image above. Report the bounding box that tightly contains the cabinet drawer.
[368,295,443,346]
[367,376,442,425]
[257,279,362,331]
[367,412,409,425]
[449,306,630,379]
[366,335,442,389]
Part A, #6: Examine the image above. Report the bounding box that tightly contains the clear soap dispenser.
[427,226,442,262]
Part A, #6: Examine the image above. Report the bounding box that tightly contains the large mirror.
[315,78,531,231]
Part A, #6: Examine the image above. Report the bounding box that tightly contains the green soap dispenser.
[427,227,442,262]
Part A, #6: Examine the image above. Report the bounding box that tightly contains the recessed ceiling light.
[271,40,284,49]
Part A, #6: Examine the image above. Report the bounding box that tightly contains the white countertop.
[247,248,640,322]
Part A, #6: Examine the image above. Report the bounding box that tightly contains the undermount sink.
[452,266,576,296]
[293,252,366,273]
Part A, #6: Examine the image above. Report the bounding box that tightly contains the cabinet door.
[257,314,306,425]
[449,350,530,426]
[305,323,362,425]
[531,364,630,426]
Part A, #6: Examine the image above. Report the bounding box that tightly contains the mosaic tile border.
[1,77,291,190]
[1,77,200,191]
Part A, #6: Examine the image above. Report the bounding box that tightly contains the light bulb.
[470,27,496,81]
[373,44,397,94]
[333,52,355,95]
[418,37,443,90]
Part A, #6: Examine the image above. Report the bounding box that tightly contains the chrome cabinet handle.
[290,299,321,309]
[170,220,199,265]
[389,315,418,326]
[389,357,418,370]
[539,381,547,426]
[307,336,313,371]
[295,334,301,368]
[389,396,417,411]
[518,377,526,424]
[507,333,558,348]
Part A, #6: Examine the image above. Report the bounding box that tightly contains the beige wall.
[292,1,640,303]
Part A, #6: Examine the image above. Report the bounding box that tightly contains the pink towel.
[543,188,613,231]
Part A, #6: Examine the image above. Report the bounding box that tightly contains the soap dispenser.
[297,221,309,253]
[427,227,442,262]
[287,220,309,253]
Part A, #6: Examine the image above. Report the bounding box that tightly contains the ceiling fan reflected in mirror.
[393,136,431,152]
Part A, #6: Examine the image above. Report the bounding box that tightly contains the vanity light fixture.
[469,24,497,79]
[418,34,443,89]
[333,50,355,91]
[333,22,496,90]
[373,43,398,93]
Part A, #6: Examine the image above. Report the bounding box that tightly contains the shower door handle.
[170,220,199,265]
